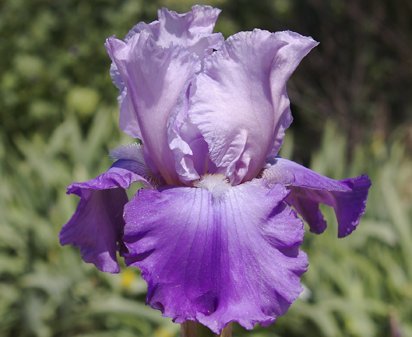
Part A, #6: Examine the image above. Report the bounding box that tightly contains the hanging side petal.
[123,180,307,333]
[60,162,150,273]
[262,158,371,237]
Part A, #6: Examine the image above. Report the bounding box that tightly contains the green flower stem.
[181,322,232,337]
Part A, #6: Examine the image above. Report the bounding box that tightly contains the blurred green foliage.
[1,0,411,336]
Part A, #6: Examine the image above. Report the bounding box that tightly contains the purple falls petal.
[123,180,307,333]
[60,164,150,273]
[263,158,371,237]
[188,30,317,185]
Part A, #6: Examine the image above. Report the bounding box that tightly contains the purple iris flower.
[60,5,371,334]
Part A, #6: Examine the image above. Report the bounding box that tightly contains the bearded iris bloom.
[60,5,371,334]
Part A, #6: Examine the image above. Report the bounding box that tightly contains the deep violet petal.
[123,180,307,333]
[263,158,371,237]
[60,164,149,273]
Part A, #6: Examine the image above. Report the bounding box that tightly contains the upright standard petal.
[123,5,223,53]
[60,162,150,273]
[167,88,207,183]
[109,63,141,140]
[156,5,223,55]
[106,6,223,185]
[268,31,319,158]
[262,158,371,237]
[106,32,199,184]
[123,179,307,333]
[189,30,318,185]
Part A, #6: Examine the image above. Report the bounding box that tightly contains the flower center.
[194,174,231,198]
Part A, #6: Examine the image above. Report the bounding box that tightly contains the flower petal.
[124,5,223,53]
[109,63,141,140]
[106,6,223,185]
[106,33,198,184]
[167,84,212,183]
[188,30,317,184]
[60,163,149,273]
[123,180,307,333]
[267,31,319,158]
[155,5,223,54]
[110,143,164,186]
[262,158,371,237]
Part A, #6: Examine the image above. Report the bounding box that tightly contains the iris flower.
[60,5,371,335]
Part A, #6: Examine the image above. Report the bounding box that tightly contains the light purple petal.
[167,83,212,183]
[188,30,318,185]
[167,97,202,183]
[106,33,199,184]
[106,6,223,185]
[109,63,141,139]
[122,6,223,52]
[110,143,164,186]
[268,31,319,158]
[123,180,307,333]
[109,20,160,140]
[60,164,150,273]
[156,5,223,55]
[262,158,371,237]
[125,21,160,42]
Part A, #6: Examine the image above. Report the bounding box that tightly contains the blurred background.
[0,0,411,336]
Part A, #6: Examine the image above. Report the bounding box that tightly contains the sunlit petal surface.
[123,180,307,333]
[60,164,149,272]
[263,158,371,237]
[189,30,317,184]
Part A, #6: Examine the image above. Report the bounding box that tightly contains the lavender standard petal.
[263,158,371,237]
[110,143,164,186]
[189,30,317,185]
[60,164,149,273]
[268,31,319,158]
[106,6,223,185]
[167,79,212,183]
[123,5,223,52]
[109,63,140,139]
[156,5,223,54]
[123,179,307,333]
[106,32,199,184]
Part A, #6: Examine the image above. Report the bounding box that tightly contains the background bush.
[1,0,411,336]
